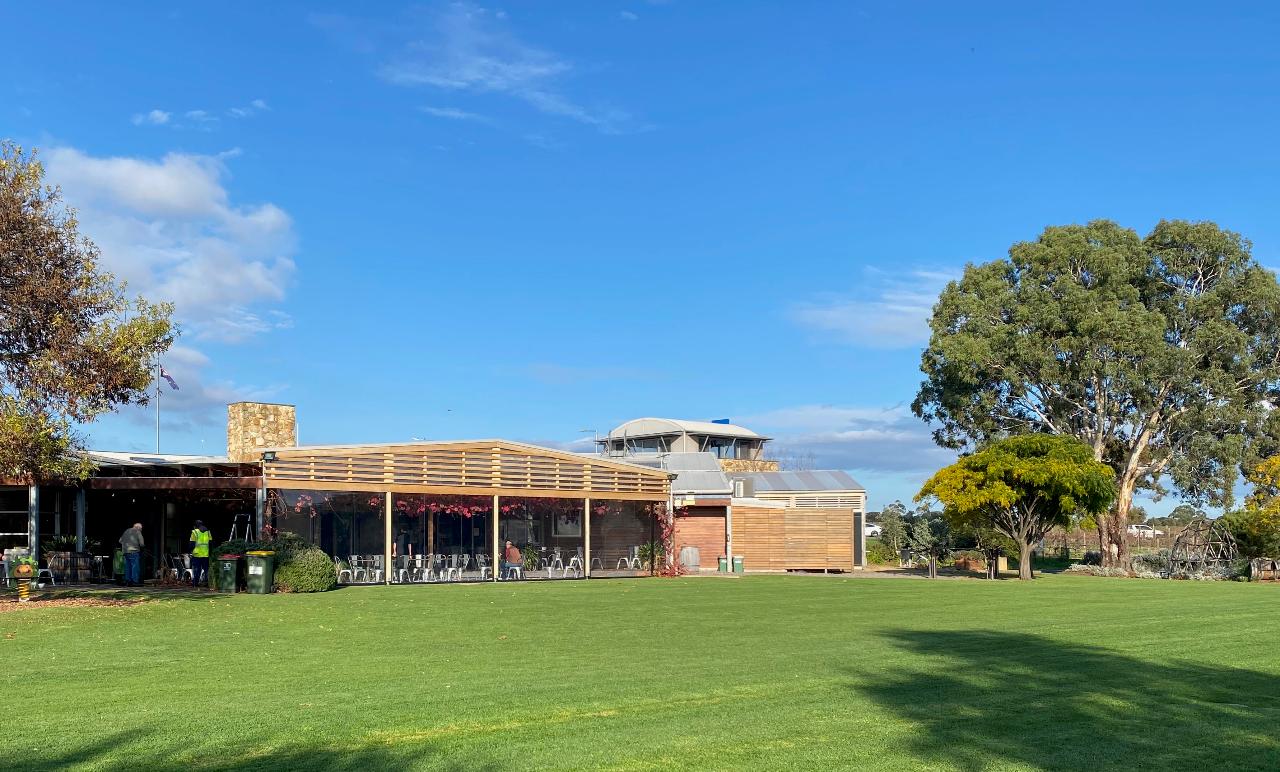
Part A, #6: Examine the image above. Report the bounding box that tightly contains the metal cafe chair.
[348,555,366,583]
[367,555,385,583]
[546,548,565,578]
[334,557,354,584]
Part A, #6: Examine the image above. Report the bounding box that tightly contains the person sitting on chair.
[501,540,523,579]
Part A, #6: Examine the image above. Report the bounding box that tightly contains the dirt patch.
[0,596,144,612]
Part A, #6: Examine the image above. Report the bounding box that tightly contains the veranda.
[262,440,674,584]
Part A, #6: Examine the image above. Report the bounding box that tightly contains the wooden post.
[492,494,500,582]
[54,491,62,536]
[75,489,86,552]
[384,491,392,585]
[427,505,435,556]
[583,497,591,579]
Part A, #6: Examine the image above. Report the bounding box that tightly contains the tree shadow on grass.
[27,586,233,603]
[31,728,500,772]
[849,630,1280,772]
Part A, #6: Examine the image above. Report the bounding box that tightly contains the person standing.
[189,520,211,587]
[119,522,144,586]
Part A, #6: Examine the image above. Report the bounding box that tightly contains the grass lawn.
[3,575,1278,771]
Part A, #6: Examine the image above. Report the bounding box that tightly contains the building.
[598,418,778,472]
[2,408,868,581]
[596,419,868,572]
[4,403,672,584]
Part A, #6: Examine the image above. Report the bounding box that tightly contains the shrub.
[1080,551,1101,566]
[866,540,898,566]
[1133,549,1170,573]
[274,548,337,593]
[1065,564,1129,577]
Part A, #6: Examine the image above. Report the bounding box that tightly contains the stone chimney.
[227,402,297,462]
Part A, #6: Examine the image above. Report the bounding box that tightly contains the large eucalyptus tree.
[913,220,1280,569]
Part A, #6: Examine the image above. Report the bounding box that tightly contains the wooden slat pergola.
[261,440,674,581]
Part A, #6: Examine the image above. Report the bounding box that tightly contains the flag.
[160,366,180,391]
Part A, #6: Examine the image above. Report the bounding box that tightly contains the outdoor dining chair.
[546,549,565,579]
[347,555,367,583]
[334,558,354,584]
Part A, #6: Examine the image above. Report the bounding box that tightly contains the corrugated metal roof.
[86,451,231,467]
[583,451,733,495]
[730,470,865,492]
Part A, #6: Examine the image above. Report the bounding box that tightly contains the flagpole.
[155,362,160,454]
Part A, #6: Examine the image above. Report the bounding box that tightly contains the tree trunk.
[1100,475,1136,571]
[1018,540,1034,580]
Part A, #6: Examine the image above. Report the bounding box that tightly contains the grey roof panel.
[730,470,864,492]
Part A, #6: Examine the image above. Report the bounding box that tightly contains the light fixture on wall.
[262,451,277,462]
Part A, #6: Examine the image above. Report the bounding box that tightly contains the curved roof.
[605,417,767,441]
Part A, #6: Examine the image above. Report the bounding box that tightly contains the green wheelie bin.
[217,555,241,592]
[245,551,275,594]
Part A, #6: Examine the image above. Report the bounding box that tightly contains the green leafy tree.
[878,500,909,552]
[0,142,173,482]
[918,435,1115,580]
[1157,503,1205,527]
[1221,457,1280,560]
[913,219,1280,570]
[906,511,952,579]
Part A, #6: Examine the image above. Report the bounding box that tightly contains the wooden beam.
[260,478,668,501]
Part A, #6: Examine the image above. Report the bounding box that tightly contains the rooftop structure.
[598,417,776,471]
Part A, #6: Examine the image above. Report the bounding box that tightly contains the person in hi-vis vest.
[189,520,211,587]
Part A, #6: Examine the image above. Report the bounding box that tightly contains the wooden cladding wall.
[263,442,670,500]
[731,505,854,572]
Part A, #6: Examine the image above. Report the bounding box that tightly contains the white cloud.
[790,267,958,349]
[741,404,956,475]
[131,109,171,126]
[228,99,270,118]
[620,11,639,21]
[373,3,636,133]
[45,147,296,344]
[419,105,487,121]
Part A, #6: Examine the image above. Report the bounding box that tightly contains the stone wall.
[227,402,297,462]
[718,459,780,473]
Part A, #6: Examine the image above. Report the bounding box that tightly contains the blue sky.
[5,1,1280,512]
